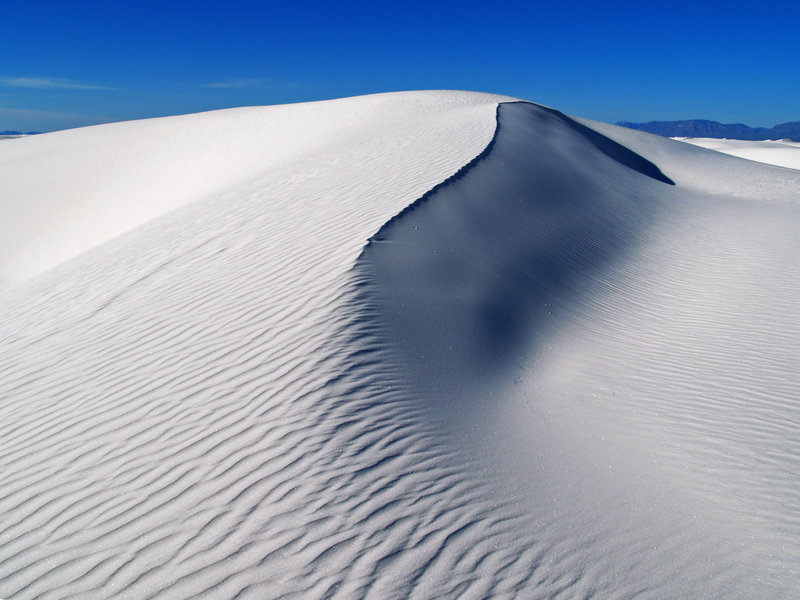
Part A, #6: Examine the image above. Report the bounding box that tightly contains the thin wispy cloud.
[0,105,113,131]
[199,78,297,89]
[0,77,117,91]
[0,106,74,120]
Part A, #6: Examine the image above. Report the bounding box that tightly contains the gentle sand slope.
[1,92,799,599]
[675,137,800,170]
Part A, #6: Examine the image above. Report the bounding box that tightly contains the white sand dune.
[0,92,502,285]
[674,136,800,170]
[1,91,799,599]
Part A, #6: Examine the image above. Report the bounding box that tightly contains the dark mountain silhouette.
[1,130,40,136]
[616,120,800,141]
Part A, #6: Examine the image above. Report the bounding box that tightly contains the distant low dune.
[676,137,800,170]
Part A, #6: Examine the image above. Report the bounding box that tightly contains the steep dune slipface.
[358,102,673,397]
[1,92,799,599]
[357,101,800,598]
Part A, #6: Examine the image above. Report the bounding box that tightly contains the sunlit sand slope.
[677,137,800,170]
[0,92,502,285]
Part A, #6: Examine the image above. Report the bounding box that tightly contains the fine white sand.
[1,92,799,599]
[674,136,800,170]
[0,92,503,285]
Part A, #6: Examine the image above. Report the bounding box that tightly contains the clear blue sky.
[2,0,798,132]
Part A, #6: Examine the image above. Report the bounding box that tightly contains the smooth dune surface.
[1,91,799,599]
[674,136,800,170]
[0,92,502,285]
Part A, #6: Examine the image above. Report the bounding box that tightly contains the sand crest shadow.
[355,101,672,398]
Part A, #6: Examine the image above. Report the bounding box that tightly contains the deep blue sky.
[2,0,798,132]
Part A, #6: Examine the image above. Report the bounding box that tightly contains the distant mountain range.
[616,120,800,141]
[0,129,39,139]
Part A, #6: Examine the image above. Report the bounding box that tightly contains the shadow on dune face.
[355,101,674,399]
[538,105,675,186]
